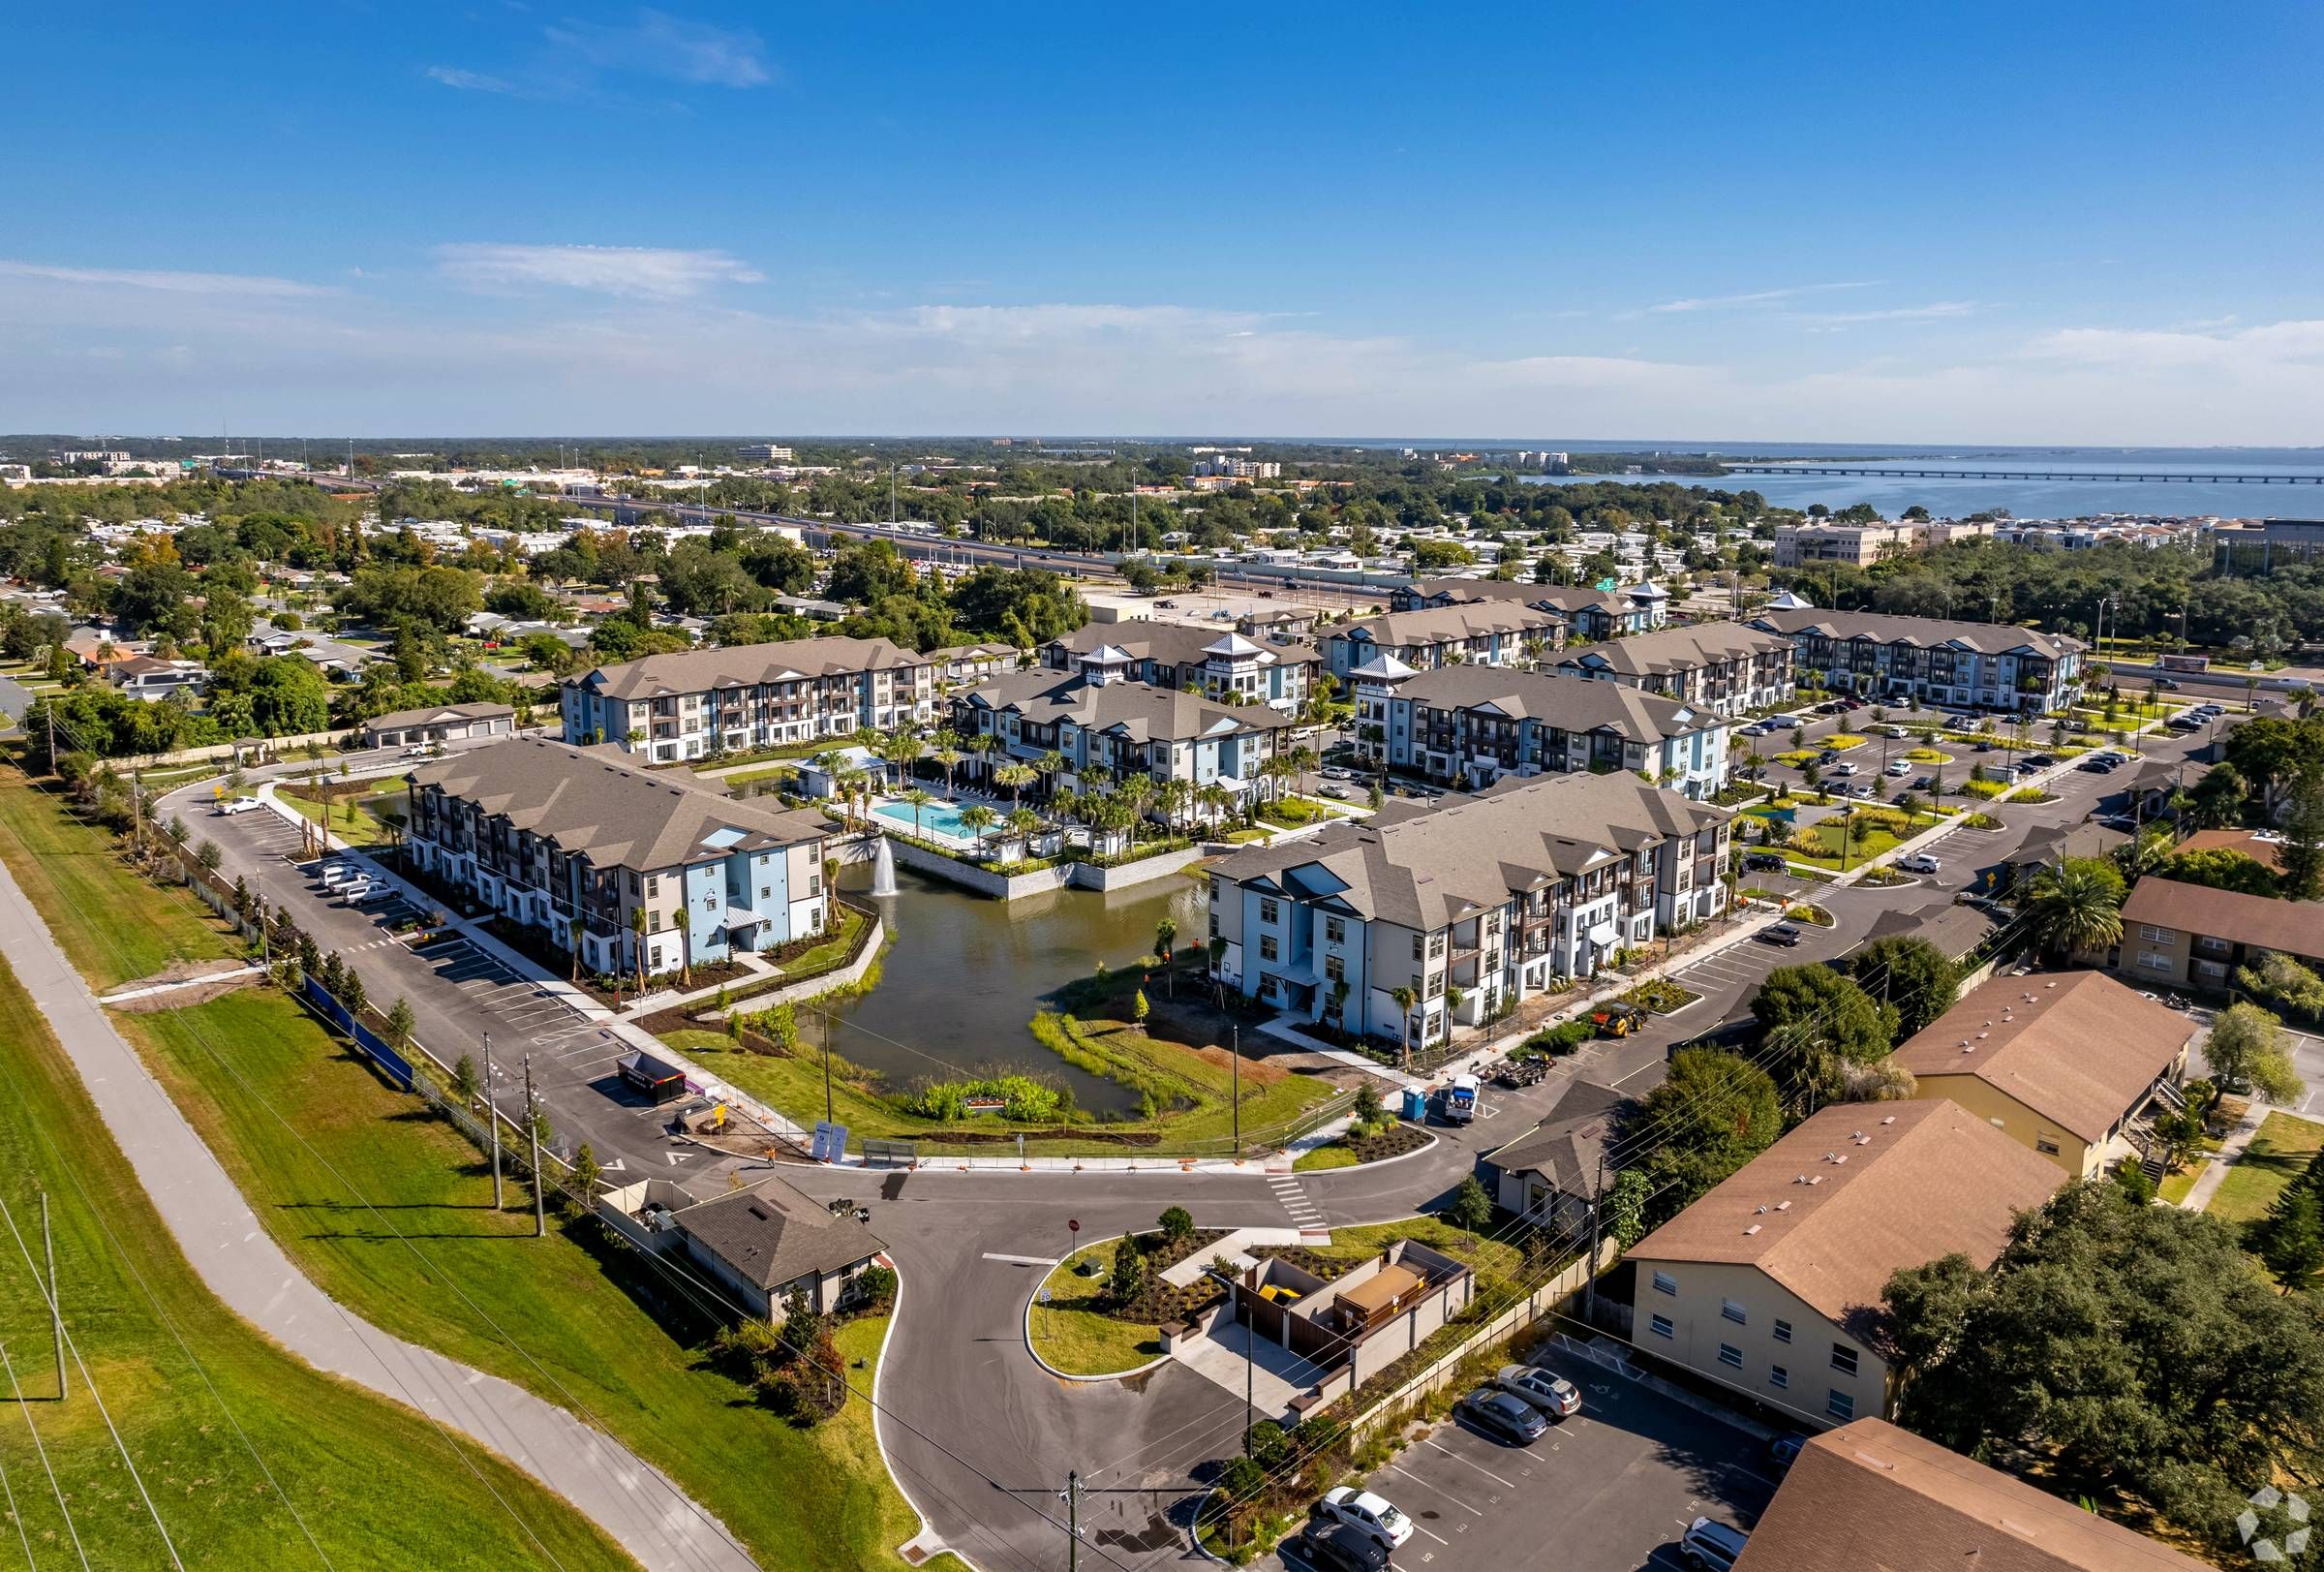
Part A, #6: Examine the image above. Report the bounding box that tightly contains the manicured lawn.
[1293,1142,1362,1173]
[0,959,629,1569]
[278,777,407,848]
[1286,1216,1526,1286]
[1027,1245,1167,1376]
[0,766,237,987]
[2209,1113,2324,1226]
[2158,1159,2210,1206]
[773,903,867,977]
[116,992,940,1571]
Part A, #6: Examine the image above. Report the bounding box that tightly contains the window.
[1649,1313,1673,1340]
[1208,915,1219,938]
[1718,1343,1743,1371]
[1831,1343,1859,1376]
[1772,1318,1792,1345]
[1259,937,1279,963]
[1412,934,1424,961]
[1651,1271,1677,1297]
[1260,898,1279,925]
[1325,916,1345,944]
[1720,1299,1747,1326]
[2138,952,2173,972]
[1325,954,1344,983]
[760,886,771,900]
[1826,1390,1855,1422]
[808,875,822,896]
[2034,1136,2062,1156]
[1769,1365,1789,1390]
[2138,925,2175,945]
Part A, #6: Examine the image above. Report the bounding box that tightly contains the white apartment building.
[561,636,934,763]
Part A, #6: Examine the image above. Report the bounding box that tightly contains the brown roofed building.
[1732,1418,2210,1572]
[1627,1101,2063,1431]
[2120,877,2324,993]
[1551,621,1796,718]
[1890,971,2195,1179]
[560,635,933,764]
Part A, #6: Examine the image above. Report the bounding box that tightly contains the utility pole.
[1063,1470,1083,1572]
[45,704,55,775]
[1582,1154,1606,1326]
[524,1054,545,1237]
[43,1194,63,1400]
[482,1032,504,1207]
[1230,1025,1240,1160]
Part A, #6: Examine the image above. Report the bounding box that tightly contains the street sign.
[1068,1218,1080,1234]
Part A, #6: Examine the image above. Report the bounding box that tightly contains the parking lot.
[409,933,631,1080]
[1263,1343,1774,1572]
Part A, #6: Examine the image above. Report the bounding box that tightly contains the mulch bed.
[1342,1123,1429,1163]
[1086,1227,1234,1324]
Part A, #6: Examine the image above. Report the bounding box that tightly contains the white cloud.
[2023,319,2324,370]
[1793,300,1979,326]
[1649,281,1876,314]
[542,10,771,87]
[425,65,520,94]
[434,243,764,299]
[0,261,337,297]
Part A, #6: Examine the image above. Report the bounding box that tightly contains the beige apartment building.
[1626,1100,2062,1432]
[1773,520,1922,568]
[1889,971,2195,1179]
[561,635,934,763]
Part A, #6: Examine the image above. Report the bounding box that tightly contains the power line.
[0,1341,84,1572]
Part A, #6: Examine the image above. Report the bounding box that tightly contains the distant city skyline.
[4,3,2321,442]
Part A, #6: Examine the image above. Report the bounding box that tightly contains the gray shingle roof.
[577,635,926,700]
[1394,665,1718,743]
[675,1178,883,1292]
[1049,621,1318,669]
[1555,621,1790,679]
[959,670,1297,743]
[1482,1080,1628,1194]
[1752,607,2083,661]
[362,700,515,731]
[1333,601,1564,650]
[1212,770,1726,931]
[407,735,830,872]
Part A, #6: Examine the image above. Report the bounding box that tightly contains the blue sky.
[5,2,2321,442]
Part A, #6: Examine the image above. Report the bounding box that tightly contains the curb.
[1021,1233,1175,1385]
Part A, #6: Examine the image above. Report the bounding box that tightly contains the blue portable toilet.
[1399,1088,1428,1123]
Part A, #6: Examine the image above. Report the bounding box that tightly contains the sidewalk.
[0,839,755,1572]
[2180,1096,2268,1212]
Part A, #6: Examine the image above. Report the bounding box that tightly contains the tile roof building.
[1550,621,1796,718]
[1207,771,1730,1043]
[1750,607,2085,714]
[405,736,833,983]
[1731,1418,2210,1572]
[1890,971,2196,1178]
[559,635,933,764]
[1626,1100,2063,1431]
[1365,664,1732,798]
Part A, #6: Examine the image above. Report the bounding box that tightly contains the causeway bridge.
[1721,464,2324,484]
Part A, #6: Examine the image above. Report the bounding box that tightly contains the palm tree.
[1743,751,1767,783]
[627,908,649,994]
[1198,782,1233,836]
[994,762,1036,811]
[933,741,963,792]
[2027,858,2125,956]
[1155,916,1178,998]
[567,917,583,983]
[958,803,999,858]
[831,765,866,833]
[1390,985,1419,1070]
[963,732,998,784]
[1158,777,1193,831]
[1036,750,1067,801]
[1005,806,1041,849]
[887,729,926,786]
[901,786,933,840]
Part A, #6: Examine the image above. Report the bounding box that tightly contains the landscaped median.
[1026,1215,1230,1377]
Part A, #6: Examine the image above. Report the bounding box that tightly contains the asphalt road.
[148,722,2221,1572]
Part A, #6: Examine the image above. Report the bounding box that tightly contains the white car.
[1883,759,1911,777]
[1898,853,1942,874]
[215,796,263,815]
[1314,1488,1414,1550]
[1828,761,1860,777]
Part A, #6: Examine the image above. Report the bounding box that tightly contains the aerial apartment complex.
[1354,664,1731,798]
[1750,607,2084,713]
[1549,621,1797,718]
[1040,621,1321,712]
[951,658,1296,810]
[1390,576,1667,641]
[1206,771,1730,1045]
[1322,601,1567,680]
[405,737,833,982]
[560,636,935,763]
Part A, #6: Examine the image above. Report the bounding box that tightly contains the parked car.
[1884,759,1911,777]
[215,796,263,815]
[1457,1388,1549,1446]
[1492,1364,1581,1418]
[1758,922,1805,947]
[1314,1489,1415,1551]
[1815,748,1840,764]
[1743,851,1787,872]
[1768,1433,1808,1471]
[1898,853,1942,874]
[1679,1517,1750,1571]
[1290,1525,1391,1572]
[2024,753,2057,767]
[1829,761,1860,777]
[2077,756,2114,774]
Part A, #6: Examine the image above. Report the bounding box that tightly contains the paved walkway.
[0,855,756,1571]
[2180,1095,2270,1212]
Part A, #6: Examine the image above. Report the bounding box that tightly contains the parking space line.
[1381,1464,1481,1515]
[1422,1438,1516,1490]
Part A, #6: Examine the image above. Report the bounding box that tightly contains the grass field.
[0,959,631,1570]
[1293,1142,1362,1173]
[0,767,236,987]
[2209,1113,2324,1226]
[0,778,950,1571]
[1027,1244,1167,1376]
[277,777,408,848]
[1281,1217,1526,1285]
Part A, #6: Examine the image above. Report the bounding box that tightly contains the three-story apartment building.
[1390,576,1666,641]
[1206,772,1730,1044]
[1368,664,1731,798]
[1749,608,2083,714]
[405,737,832,982]
[560,636,934,763]
[1551,622,1796,718]
[1041,622,1320,712]
[951,661,1296,812]
[1322,601,1567,681]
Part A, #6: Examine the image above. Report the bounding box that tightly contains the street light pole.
[1230,1025,1241,1160]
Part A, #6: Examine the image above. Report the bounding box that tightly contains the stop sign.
[1068,1218,1081,1234]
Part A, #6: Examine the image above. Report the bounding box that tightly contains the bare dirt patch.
[106,959,260,1012]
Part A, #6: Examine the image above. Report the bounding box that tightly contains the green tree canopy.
[1632,1049,1786,1222]
[2025,856,2125,956]
[1848,936,1960,1038]
[1884,1180,2324,1557]
[2203,1002,2306,1104]
[1750,963,1901,1097]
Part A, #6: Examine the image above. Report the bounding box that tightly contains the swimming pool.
[874,799,978,840]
